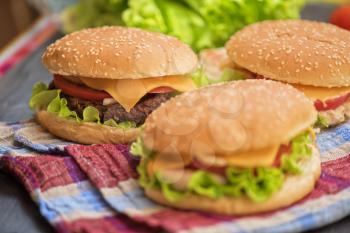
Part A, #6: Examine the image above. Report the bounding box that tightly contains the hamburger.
[131,79,320,215]
[225,20,350,128]
[29,26,197,144]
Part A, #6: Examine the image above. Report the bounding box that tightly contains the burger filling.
[222,63,350,128]
[131,130,315,203]
[29,75,195,128]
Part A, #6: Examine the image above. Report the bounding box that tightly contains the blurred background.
[0,0,349,76]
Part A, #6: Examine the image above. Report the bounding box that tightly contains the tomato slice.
[330,6,350,30]
[53,75,111,101]
[314,93,350,111]
[272,144,291,167]
[149,86,176,93]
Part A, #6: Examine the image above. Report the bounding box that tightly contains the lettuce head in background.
[62,0,305,52]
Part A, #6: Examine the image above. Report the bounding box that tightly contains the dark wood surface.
[0,3,349,233]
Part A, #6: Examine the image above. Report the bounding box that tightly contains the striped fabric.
[1,120,350,233]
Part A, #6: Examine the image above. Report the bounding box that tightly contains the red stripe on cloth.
[55,216,158,233]
[305,154,350,200]
[66,144,138,188]
[1,154,157,233]
[134,209,226,232]
[1,155,87,192]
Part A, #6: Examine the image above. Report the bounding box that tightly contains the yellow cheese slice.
[218,145,280,168]
[291,84,350,101]
[147,153,189,177]
[147,145,280,174]
[80,76,196,112]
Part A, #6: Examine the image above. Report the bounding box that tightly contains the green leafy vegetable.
[123,0,305,51]
[135,131,313,202]
[191,67,247,88]
[63,0,305,51]
[281,132,313,174]
[244,168,283,202]
[29,82,136,129]
[82,106,101,123]
[156,173,185,202]
[315,115,329,128]
[61,0,127,33]
[130,137,152,157]
[188,171,223,199]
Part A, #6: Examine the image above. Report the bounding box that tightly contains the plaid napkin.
[1,121,350,233]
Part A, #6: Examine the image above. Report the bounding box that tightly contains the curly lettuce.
[133,131,313,202]
[191,68,246,88]
[29,82,136,129]
[61,0,127,33]
[314,115,329,129]
[122,0,305,51]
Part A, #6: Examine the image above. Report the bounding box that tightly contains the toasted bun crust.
[226,20,350,87]
[142,80,317,156]
[36,111,140,144]
[145,146,321,215]
[42,26,197,79]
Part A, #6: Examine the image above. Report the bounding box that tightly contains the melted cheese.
[147,154,188,177]
[147,145,280,175]
[218,145,280,168]
[80,75,196,112]
[291,84,350,101]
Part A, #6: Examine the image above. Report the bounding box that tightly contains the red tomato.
[53,75,111,101]
[314,93,350,111]
[330,6,350,30]
[273,144,291,167]
[149,86,176,93]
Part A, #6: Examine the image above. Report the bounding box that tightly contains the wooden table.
[1,4,350,233]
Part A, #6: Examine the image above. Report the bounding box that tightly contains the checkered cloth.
[1,120,350,233]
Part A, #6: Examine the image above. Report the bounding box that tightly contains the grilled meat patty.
[62,92,172,126]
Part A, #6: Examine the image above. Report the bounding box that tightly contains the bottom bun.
[145,146,321,215]
[36,111,140,144]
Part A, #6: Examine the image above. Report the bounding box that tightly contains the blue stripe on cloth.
[317,121,350,153]
[215,189,350,233]
[34,185,114,222]
[14,123,71,154]
[104,188,158,212]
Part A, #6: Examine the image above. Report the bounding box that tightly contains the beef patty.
[61,92,172,126]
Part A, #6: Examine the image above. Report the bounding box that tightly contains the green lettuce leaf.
[29,82,137,129]
[188,171,223,199]
[315,115,329,128]
[191,69,211,88]
[130,137,153,157]
[281,131,313,174]
[135,130,312,203]
[244,168,283,202]
[61,0,127,33]
[82,106,101,123]
[121,0,304,51]
[155,172,185,202]
[191,67,247,88]
[122,0,167,33]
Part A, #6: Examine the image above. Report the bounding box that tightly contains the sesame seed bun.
[42,26,198,79]
[145,145,321,215]
[142,79,317,158]
[226,20,350,87]
[36,111,140,144]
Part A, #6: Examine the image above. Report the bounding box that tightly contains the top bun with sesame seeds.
[141,79,317,159]
[42,26,197,79]
[225,20,350,87]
